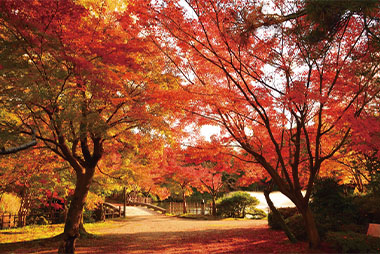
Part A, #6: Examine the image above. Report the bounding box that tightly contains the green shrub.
[339,223,367,234]
[216,191,259,218]
[267,207,329,240]
[285,214,307,241]
[267,207,298,229]
[246,207,266,219]
[267,213,279,229]
[354,195,380,224]
[83,208,96,223]
[310,177,358,231]
[326,231,380,253]
[0,193,21,213]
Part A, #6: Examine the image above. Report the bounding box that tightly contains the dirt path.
[94,209,268,235]
[71,208,314,254]
[2,208,334,253]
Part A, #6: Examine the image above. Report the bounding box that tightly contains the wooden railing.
[0,212,27,229]
[127,196,152,204]
[102,202,122,218]
[161,202,212,215]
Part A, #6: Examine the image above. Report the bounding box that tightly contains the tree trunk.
[18,189,30,227]
[264,189,298,243]
[58,170,93,254]
[182,192,187,214]
[79,212,89,236]
[212,196,216,216]
[300,205,320,249]
[123,187,127,217]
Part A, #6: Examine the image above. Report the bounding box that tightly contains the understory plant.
[216,191,259,218]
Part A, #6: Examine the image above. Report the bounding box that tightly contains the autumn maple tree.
[0,148,69,227]
[156,147,199,213]
[149,0,380,248]
[95,131,171,201]
[0,0,179,252]
[183,139,239,216]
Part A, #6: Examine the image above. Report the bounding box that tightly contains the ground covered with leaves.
[0,211,335,253]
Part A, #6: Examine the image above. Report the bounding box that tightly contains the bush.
[285,214,307,241]
[339,223,367,234]
[326,231,380,253]
[216,191,259,218]
[310,177,359,231]
[0,193,21,213]
[83,208,96,223]
[354,195,380,224]
[267,208,311,241]
[267,207,298,229]
[246,207,266,219]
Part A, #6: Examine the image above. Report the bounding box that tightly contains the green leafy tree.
[216,191,259,218]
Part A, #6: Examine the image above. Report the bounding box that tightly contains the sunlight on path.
[92,214,267,235]
[123,206,157,216]
[108,204,158,216]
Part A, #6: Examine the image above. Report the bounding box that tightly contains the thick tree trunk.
[212,196,216,216]
[58,170,94,254]
[263,189,298,243]
[300,205,320,249]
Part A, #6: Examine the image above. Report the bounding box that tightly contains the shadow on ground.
[0,213,337,254]
[0,227,336,254]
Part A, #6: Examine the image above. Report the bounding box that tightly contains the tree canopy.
[148,0,380,248]
[0,0,379,252]
[0,0,180,252]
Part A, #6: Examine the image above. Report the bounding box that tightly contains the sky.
[200,125,221,141]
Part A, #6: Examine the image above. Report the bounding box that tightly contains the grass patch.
[0,220,122,253]
[0,218,132,244]
[0,224,64,243]
[84,219,125,232]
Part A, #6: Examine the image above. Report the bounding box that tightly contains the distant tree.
[184,140,239,216]
[158,147,199,213]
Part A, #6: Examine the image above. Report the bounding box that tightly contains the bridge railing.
[102,202,122,218]
[127,196,152,204]
[127,201,166,214]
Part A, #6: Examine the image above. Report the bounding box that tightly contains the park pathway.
[69,208,320,254]
[0,206,335,253]
[95,207,267,236]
